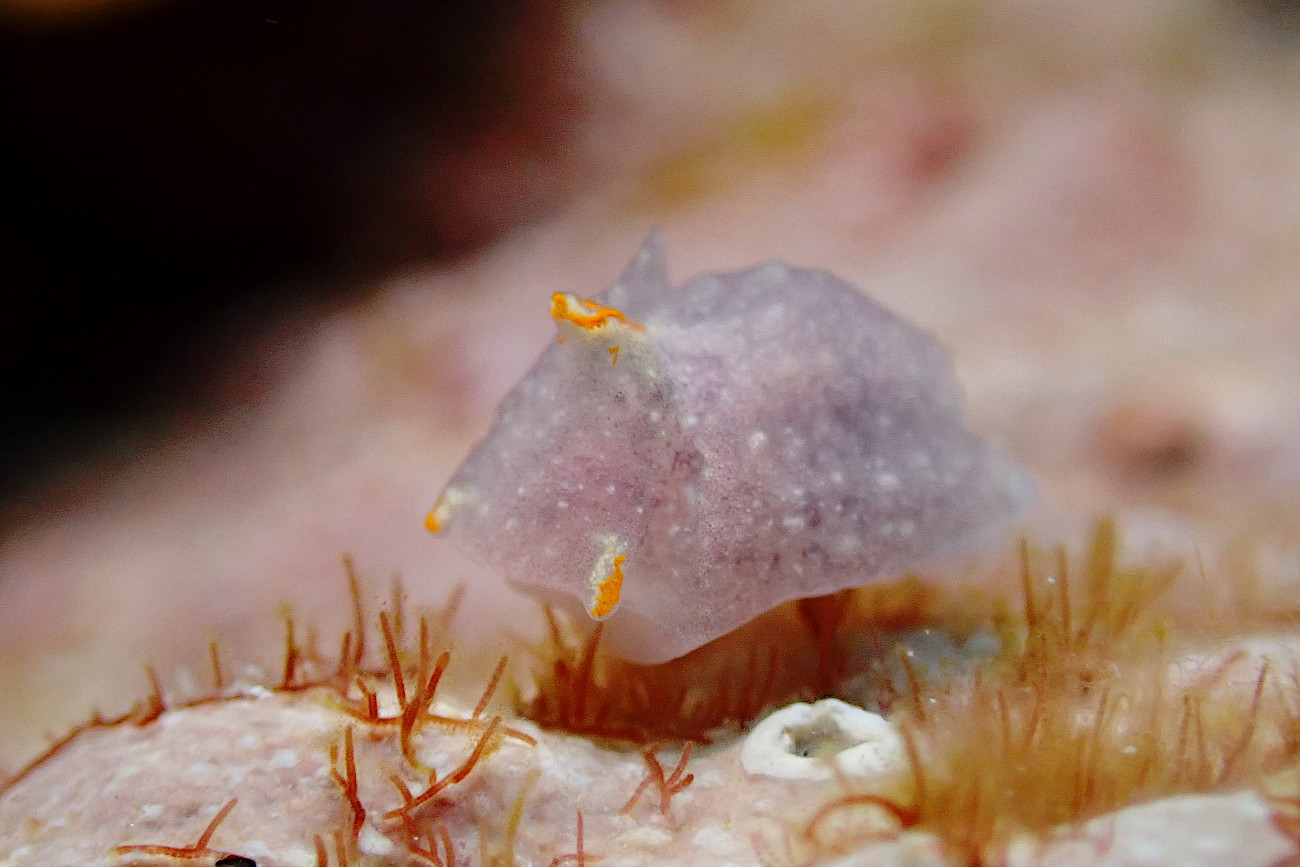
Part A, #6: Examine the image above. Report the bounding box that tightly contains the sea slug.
[428,235,1032,662]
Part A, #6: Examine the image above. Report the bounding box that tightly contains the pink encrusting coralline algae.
[428,235,1032,662]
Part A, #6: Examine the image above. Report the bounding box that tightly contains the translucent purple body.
[431,236,1032,662]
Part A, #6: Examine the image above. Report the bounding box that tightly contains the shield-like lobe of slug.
[430,235,1033,663]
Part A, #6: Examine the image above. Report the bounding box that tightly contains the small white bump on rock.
[268,748,299,769]
[620,825,675,848]
[740,699,907,783]
[358,824,395,857]
[692,824,746,858]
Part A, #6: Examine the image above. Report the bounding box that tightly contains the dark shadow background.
[0,0,574,502]
[3,0,1297,509]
